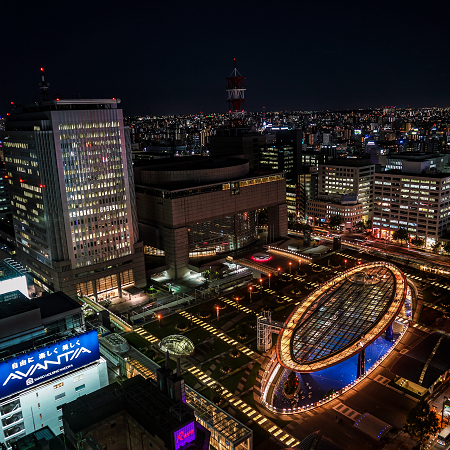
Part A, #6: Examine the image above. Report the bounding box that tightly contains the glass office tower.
[1,99,145,300]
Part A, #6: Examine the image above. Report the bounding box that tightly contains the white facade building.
[0,358,107,445]
[372,171,450,247]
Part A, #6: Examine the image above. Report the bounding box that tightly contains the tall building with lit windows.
[1,99,146,300]
[318,159,374,221]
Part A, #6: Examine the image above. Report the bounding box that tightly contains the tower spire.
[226,58,246,126]
[38,68,50,100]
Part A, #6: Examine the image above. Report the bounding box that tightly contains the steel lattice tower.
[226,58,246,126]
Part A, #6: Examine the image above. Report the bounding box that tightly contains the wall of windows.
[188,211,258,255]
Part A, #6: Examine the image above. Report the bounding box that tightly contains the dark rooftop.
[299,431,344,450]
[325,158,373,167]
[63,375,195,443]
[390,332,450,388]
[138,156,247,172]
[31,292,81,319]
[0,291,36,319]
[0,260,25,282]
[13,426,72,450]
[383,169,450,178]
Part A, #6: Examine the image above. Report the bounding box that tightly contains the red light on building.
[40,68,44,72]
[10,102,14,105]
[19,179,24,183]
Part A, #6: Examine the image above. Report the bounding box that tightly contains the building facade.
[307,196,363,228]
[1,99,146,300]
[0,290,108,447]
[318,159,374,221]
[135,157,287,278]
[372,171,450,247]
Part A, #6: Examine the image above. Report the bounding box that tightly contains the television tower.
[226,58,246,126]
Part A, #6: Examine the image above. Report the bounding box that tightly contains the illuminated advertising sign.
[174,421,196,450]
[354,130,361,135]
[0,330,100,399]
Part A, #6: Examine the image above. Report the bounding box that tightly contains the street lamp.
[344,259,347,269]
[289,262,292,274]
[216,306,219,320]
[249,286,253,302]
[259,278,263,290]
[268,273,271,288]
[157,314,161,328]
[442,396,448,429]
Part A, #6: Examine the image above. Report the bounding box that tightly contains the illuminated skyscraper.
[1,98,145,300]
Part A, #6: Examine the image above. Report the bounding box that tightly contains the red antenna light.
[10,102,14,105]
[40,68,44,72]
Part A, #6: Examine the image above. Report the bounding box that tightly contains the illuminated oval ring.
[251,253,273,263]
[276,262,407,372]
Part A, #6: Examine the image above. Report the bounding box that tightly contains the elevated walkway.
[233,258,279,276]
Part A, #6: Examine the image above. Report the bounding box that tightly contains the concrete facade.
[135,158,287,278]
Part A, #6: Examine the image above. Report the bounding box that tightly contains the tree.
[354,221,364,232]
[432,242,442,254]
[283,371,299,396]
[443,241,450,255]
[411,236,425,248]
[364,219,373,230]
[403,399,439,449]
[393,227,409,246]
[328,215,343,230]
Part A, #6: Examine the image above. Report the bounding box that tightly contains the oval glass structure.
[159,335,195,357]
[276,262,407,372]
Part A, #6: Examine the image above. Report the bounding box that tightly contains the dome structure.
[159,335,195,357]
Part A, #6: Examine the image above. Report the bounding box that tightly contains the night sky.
[2,0,450,116]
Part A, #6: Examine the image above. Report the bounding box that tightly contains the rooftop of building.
[136,156,247,172]
[387,152,443,161]
[390,332,450,388]
[13,426,72,450]
[63,375,195,440]
[9,98,120,115]
[0,260,25,282]
[299,431,344,450]
[0,290,80,321]
[382,169,450,179]
[323,158,373,167]
[0,290,36,319]
[31,291,81,319]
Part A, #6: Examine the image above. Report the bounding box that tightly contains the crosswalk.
[333,402,361,421]
[187,366,300,447]
[374,375,390,385]
[134,327,160,344]
[178,310,258,359]
[405,272,450,291]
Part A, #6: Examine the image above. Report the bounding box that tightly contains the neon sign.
[0,330,100,398]
[174,421,195,450]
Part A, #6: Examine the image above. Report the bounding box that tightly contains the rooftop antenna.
[226,58,246,127]
[38,68,49,100]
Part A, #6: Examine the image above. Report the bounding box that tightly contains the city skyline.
[2,0,450,116]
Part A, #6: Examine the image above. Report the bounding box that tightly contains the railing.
[261,322,409,415]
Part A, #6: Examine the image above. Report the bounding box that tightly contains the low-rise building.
[307,194,363,228]
[0,290,107,447]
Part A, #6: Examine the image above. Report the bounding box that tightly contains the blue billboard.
[0,330,100,399]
